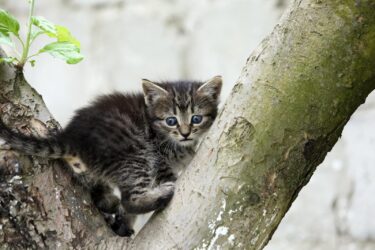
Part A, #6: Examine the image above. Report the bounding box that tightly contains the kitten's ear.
[142,79,168,105]
[197,76,222,101]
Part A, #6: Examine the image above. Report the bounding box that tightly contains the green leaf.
[0,30,13,46]
[29,59,36,67]
[31,17,80,48]
[39,41,83,64]
[0,56,17,64]
[31,16,56,35]
[0,26,7,33]
[0,9,20,36]
[55,25,80,48]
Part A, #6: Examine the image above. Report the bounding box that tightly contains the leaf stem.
[14,34,25,50]
[12,44,22,59]
[26,51,41,60]
[19,0,35,67]
[29,31,42,45]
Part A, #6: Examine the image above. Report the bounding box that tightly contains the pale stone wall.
[3,0,285,125]
[2,0,375,249]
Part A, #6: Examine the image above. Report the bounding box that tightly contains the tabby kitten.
[0,76,222,236]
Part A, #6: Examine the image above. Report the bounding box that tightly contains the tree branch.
[132,1,375,249]
[1,1,375,249]
[0,48,119,249]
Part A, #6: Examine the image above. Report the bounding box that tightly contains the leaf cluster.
[0,1,83,68]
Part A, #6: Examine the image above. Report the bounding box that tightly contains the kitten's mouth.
[180,138,192,142]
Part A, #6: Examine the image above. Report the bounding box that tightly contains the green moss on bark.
[191,1,375,249]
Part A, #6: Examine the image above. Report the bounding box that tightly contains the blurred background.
[1,0,375,249]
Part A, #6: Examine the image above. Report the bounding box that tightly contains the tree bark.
[0,50,122,249]
[1,0,375,249]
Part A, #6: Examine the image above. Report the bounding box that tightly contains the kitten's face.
[142,76,222,147]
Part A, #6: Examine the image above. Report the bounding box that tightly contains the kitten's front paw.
[160,181,175,191]
[155,182,175,211]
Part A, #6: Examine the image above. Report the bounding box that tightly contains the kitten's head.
[142,76,222,147]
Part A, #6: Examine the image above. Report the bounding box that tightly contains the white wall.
[2,0,375,249]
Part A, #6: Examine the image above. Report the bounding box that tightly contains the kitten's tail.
[0,120,68,159]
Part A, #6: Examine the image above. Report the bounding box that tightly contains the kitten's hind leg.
[124,182,175,214]
[91,183,121,214]
[110,206,136,237]
[100,208,136,237]
[91,184,135,236]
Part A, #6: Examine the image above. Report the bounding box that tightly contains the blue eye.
[191,115,203,124]
[165,117,178,126]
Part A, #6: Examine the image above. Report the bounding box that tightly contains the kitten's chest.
[164,148,194,177]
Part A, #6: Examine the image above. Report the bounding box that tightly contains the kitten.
[0,76,222,236]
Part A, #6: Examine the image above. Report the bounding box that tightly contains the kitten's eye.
[191,115,203,124]
[165,117,178,126]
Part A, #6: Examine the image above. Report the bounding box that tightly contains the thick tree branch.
[132,1,375,249]
[1,1,375,249]
[0,49,119,249]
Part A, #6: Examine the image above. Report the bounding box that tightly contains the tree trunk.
[1,0,375,249]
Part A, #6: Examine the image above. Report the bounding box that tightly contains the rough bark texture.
[1,0,375,249]
[0,50,124,249]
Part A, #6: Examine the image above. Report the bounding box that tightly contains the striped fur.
[0,122,69,158]
[0,76,222,236]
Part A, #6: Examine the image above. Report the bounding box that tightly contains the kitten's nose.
[179,125,191,139]
[181,132,191,139]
